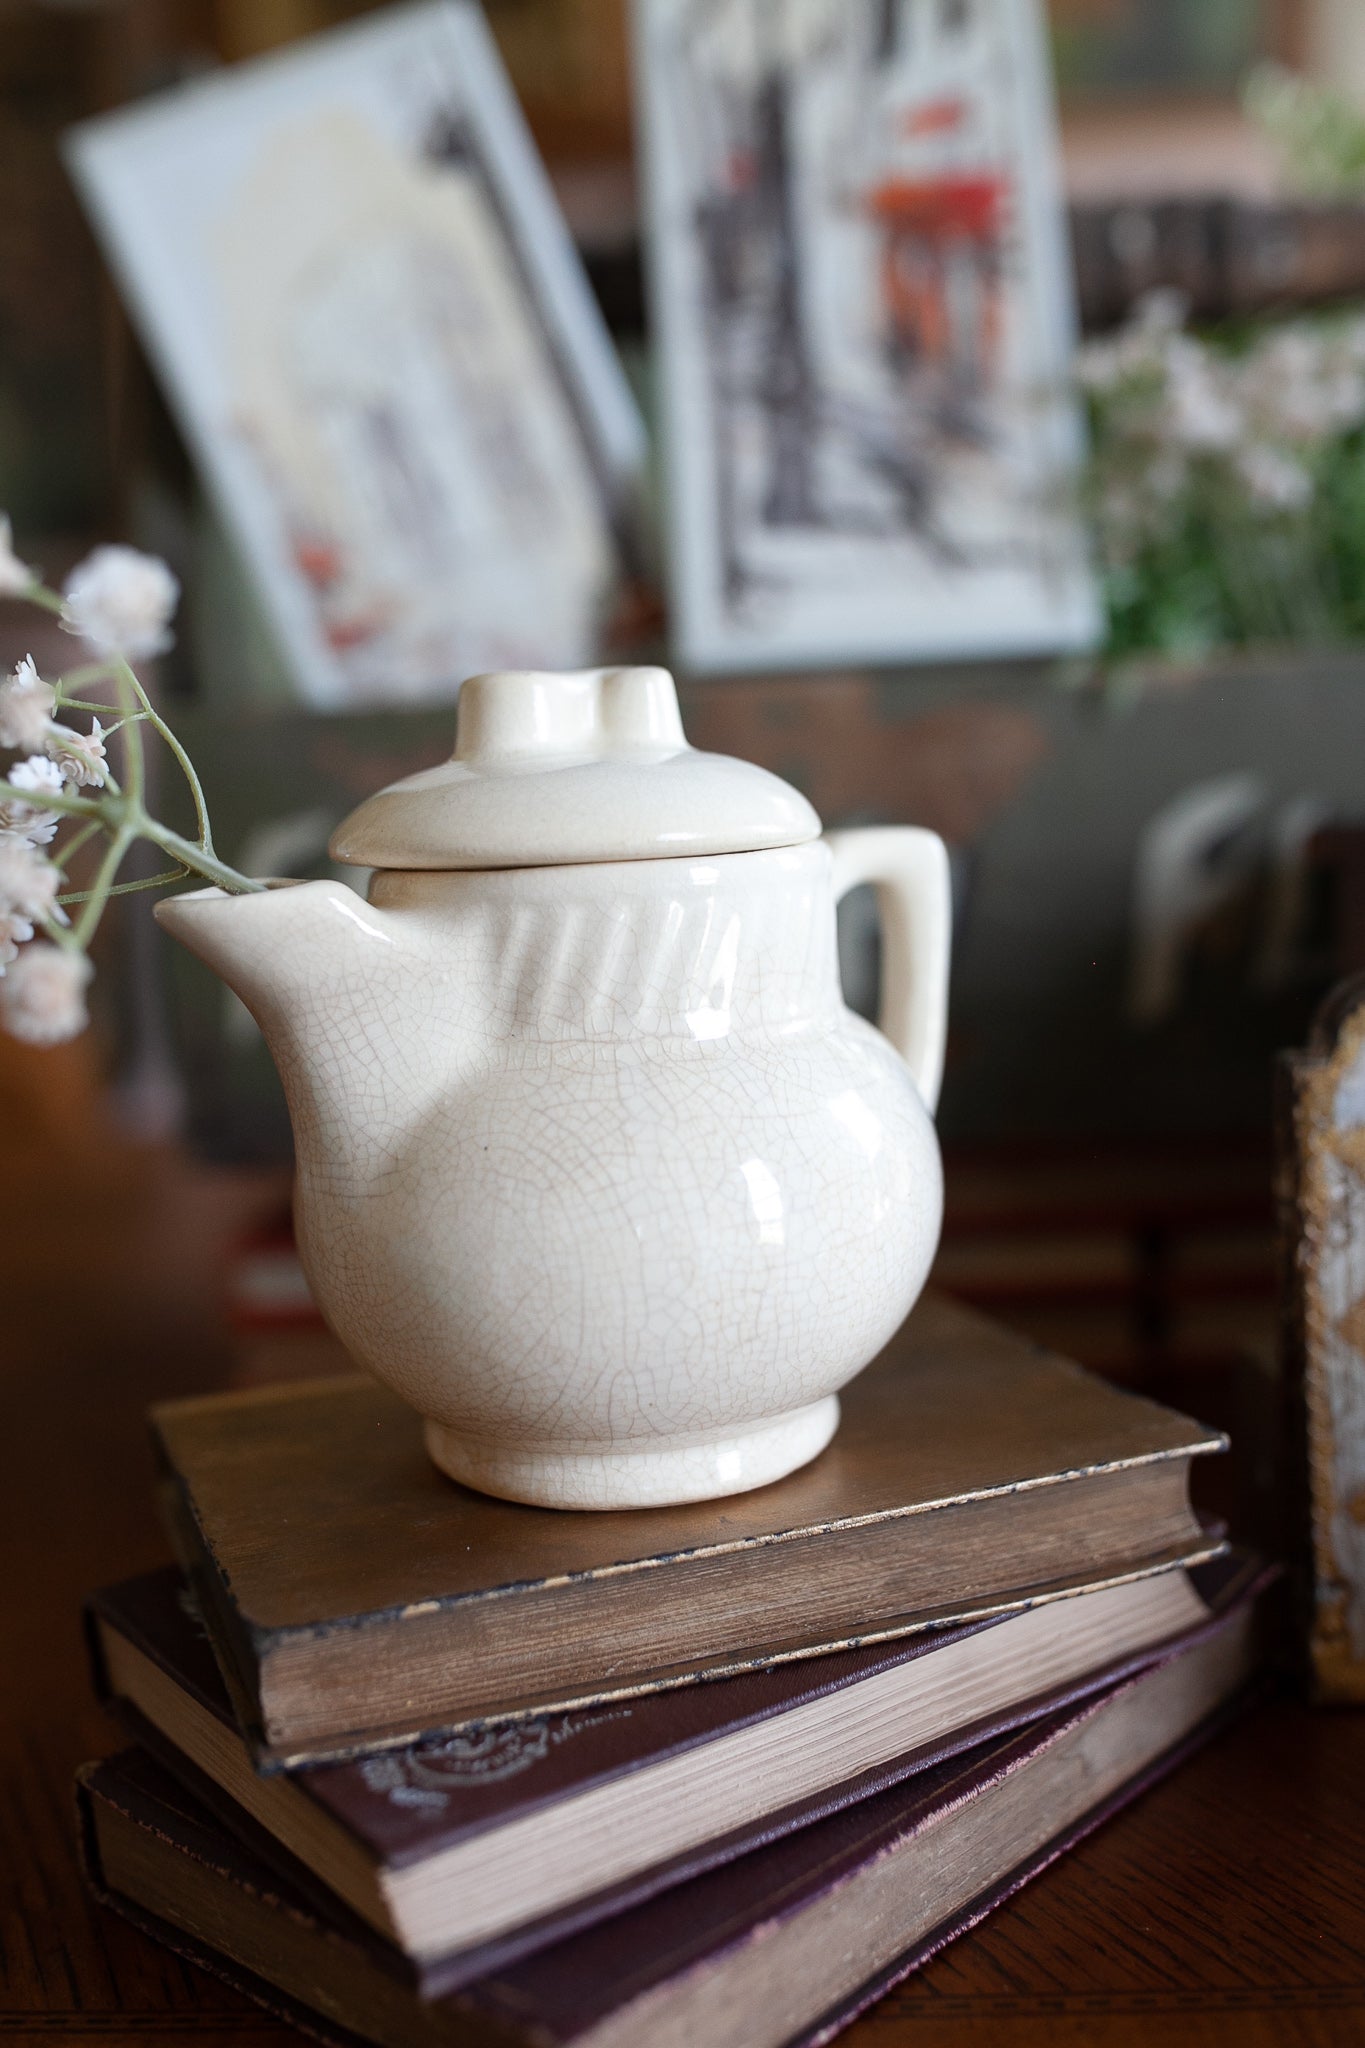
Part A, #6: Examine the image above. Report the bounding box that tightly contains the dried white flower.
[61,545,179,659]
[0,941,91,1043]
[0,516,35,597]
[0,910,33,969]
[9,755,64,799]
[0,839,61,923]
[1,755,64,844]
[0,656,55,752]
[46,717,107,789]
[0,757,61,843]
[1238,443,1314,511]
[0,814,57,848]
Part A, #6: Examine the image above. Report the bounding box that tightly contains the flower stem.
[141,819,266,894]
[58,864,190,906]
[56,664,118,693]
[2,783,103,823]
[51,818,104,870]
[9,577,263,910]
[73,823,135,947]
[116,662,145,812]
[120,662,214,855]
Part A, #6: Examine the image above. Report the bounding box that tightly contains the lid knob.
[329,664,821,871]
[455,667,686,764]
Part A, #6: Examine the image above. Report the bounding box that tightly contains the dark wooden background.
[3,1079,1364,2048]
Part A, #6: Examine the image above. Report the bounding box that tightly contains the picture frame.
[633,0,1100,672]
[66,1,647,709]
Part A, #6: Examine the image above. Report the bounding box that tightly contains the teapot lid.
[329,668,821,870]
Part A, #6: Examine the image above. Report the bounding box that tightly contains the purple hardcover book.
[78,1578,1264,2048]
[86,1556,1265,1997]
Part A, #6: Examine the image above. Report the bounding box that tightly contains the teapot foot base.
[424,1396,840,1511]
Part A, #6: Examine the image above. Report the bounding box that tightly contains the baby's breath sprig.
[0,520,263,1045]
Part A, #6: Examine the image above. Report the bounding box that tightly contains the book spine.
[794,1684,1261,2048]
[151,1453,272,1755]
[73,1766,374,2048]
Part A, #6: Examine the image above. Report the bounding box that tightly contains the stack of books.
[77,1296,1269,2048]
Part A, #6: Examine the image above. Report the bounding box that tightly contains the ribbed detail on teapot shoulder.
[368,856,845,1045]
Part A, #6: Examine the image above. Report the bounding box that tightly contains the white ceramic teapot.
[156,668,951,1510]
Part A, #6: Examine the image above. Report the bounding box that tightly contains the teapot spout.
[154,882,423,1178]
[154,879,397,1023]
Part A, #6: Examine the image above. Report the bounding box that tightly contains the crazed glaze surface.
[155,675,950,1510]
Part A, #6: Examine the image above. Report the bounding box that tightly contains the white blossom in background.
[1077,289,1187,395]
[0,943,92,1043]
[1079,295,1365,542]
[0,516,34,597]
[46,717,107,789]
[0,656,55,752]
[1148,450,1188,502]
[1241,321,1365,445]
[1238,443,1314,511]
[1163,337,1244,452]
[0,839,62,923]
[1097,480,1144,565]
[61,545,179,660]
[1079,288,1365,654]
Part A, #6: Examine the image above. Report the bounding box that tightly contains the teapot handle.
[826,827,952,1116]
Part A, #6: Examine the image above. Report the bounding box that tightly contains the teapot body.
[292,840,943,1507]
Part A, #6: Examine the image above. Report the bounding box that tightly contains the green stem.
[73,824,134,947]
[141,819,265,894]
[121,662,213,854]
[55,664,119,693]
[51,818,104,870]
[36,915,85,955]
[12,578,260,896]
[0,782,103,823]
[113,662,145,813]
[58,864,190,906]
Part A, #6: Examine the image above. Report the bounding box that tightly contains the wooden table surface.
[3,1125,1364,2048]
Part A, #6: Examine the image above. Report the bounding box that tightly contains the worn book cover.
[151,1294,1226,1765]
[78,1589,1261,2047]
[88,1559,1260,1992]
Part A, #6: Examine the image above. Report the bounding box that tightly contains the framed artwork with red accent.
[65,2,646,708]
[635,0,1100,670]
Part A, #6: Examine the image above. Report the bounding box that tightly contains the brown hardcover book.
[150,1295,1226,1766]
[77,1591,1261,2048]
[87,1560,1258,1992]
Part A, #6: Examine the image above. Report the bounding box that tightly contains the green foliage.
[1244,63,1365,199]
[1081,296,1365,659]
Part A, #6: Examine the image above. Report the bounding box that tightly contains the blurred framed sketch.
[66,1,646,708]
[634,0,1100,672]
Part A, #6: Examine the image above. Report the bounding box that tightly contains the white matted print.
[67,2,645,708]
[634,0,1099,672]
